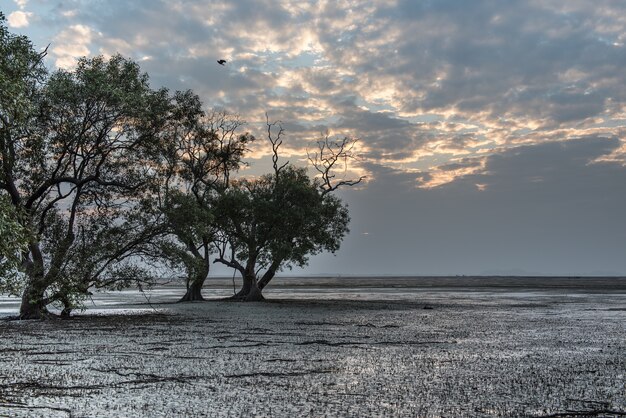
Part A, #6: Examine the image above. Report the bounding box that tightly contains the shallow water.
[3,276,624,317]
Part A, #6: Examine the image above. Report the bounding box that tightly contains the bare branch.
[266,113,289,174]
[307,134,365,195]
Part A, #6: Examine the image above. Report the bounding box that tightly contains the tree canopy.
[0,15,361,316]
[1,11,181,317]
[215,164,350,300]
[148,106,254,301]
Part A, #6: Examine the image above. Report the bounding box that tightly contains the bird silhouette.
[217,59,227,65]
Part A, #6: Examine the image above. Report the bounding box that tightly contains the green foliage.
[158,190,216,281]
[20,54,176,313]
[0,12,47,133]
[1,12,46,196]
[268,167,350,267]
[148,107,253,291]
[163,191,216,246]
[1,15,178,316]
[0,196,29,295]
[0,13,356,311]
[217,164,350,278]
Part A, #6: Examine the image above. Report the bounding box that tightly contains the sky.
[5,0,626,276]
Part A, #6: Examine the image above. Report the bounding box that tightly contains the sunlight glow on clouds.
[20,0,626,189]
[8,0,626,276]
[51,24,96,69]
[7,11,32,28]
[420,157,488,189]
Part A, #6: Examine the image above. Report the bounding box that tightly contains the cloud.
[51,24,96,69]
[306,136,626,275]
[7,11,32,28]
[13,0,626,274]
[25,0,626,184]
[443,136,624,194]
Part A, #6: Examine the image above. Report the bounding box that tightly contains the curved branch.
[266,113,289,174]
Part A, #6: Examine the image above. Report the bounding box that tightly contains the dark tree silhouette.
[1,14,364,313]
[1,16,174,318]
[214,165,350,301]
[214,119,360,301]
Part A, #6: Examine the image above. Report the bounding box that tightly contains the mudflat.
[0,279,624,417]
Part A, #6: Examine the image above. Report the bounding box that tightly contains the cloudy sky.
[6,0,626,276]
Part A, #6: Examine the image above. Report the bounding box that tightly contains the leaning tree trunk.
[229,257,264,301]
[20,240,74,319]
[257,258,281,291]
[222,256,265,301]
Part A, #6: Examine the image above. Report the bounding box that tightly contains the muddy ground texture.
[0,286,624,417]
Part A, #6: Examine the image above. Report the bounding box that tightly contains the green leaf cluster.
[218,165,350,274]
[0,196,29,294]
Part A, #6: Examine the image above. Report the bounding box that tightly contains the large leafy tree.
[1,13,174,318]
[0,14,31,277]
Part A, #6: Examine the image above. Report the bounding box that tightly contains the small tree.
[215,166,349,300]
[214,120,361,301]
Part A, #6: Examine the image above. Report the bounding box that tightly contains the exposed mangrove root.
[1,373,206,396]
[294,321,346,326]
[294,320,401,328]
[355,323,401,328]
[221,292,265,302]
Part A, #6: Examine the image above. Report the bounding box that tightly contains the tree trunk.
[178,276,206,302]
[224,255,264,301]
[258,258,281,291]
[178,260,209,302]
[230,270,264,301]
[60,297,73,318]
[19,282,48,319]
[19,247,49,319]
[241,273,264,301]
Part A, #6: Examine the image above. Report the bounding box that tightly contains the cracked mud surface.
[0,284,624,417]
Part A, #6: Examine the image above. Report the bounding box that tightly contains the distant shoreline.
[189,276,626,291]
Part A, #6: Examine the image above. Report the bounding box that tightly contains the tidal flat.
[0,277,624,417]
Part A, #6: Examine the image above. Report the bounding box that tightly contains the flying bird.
[217,59,227,65]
